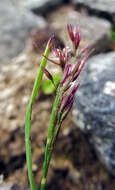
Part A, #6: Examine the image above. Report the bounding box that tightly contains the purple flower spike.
[70,82,80,95]
[71,60,81,82]
[67,24,81,52]
[60,64,73,85]
[77,60,86,78]
[52,47,69,70]
[61,82,80,121]
[44,45,71,70]
[67,64,73,75]
[52,48,60,57]
[60,65,69,85]
[75,60,82,72]
[64,46,71,58]
[66,97,75,113]
[61,93,74,113]
[61,95,70,112]
[67,24,75,42]
[62,96,75,121]
[75,28,81,50]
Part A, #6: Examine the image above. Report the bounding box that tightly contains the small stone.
[32,164,38,171]
[0,175,3,184]
[6,104,14,113]
[0,183,12,190]
[69,170,81,184]
[63,128,70,136]
[10,120,18,131]
[22,96,29,104]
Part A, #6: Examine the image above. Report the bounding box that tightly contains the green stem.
[25,40,51,190]
[40,92,60,190]
[25,104,36,190]
[30,46,51,105]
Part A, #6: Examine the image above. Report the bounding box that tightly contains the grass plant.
[25,24,92,190]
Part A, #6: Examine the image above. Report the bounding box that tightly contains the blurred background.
[0,0,115,189]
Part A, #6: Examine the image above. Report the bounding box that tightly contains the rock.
[47,6,111,54]
[23,0,64,15]
[0,183,26,190]
[0,175,20,190]
[0,0,46,64]
[73,52,115,175]
[72,0,115,23]
[0,184,12,190]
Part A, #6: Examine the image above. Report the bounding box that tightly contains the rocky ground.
[0,0,115,190]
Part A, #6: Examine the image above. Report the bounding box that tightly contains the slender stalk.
[25,40,51,190]
[40,91,60,190]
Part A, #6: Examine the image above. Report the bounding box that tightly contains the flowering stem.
[25,24,90,190]
[40,90,61,190]
[25,40,51,190]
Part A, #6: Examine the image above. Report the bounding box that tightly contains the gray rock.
[73,52,115,175]
[0,175,13,190]
[72,0,115,23]
[0,183,25,190]
[0,184,12,190]
[0,0,46,64]
[23,0,64,15]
